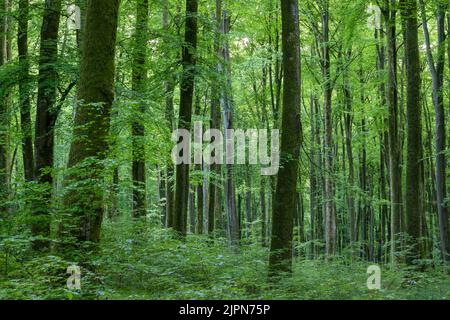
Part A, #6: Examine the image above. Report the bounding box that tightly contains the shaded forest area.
[1,0,450,300]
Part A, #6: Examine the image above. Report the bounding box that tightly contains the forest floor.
[1,218,450,300]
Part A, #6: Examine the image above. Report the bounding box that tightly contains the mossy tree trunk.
[33,0,61,250]
[131,0,149,218]
[400,0,423,265]
[269,0,302,274]
[61,0,120,245]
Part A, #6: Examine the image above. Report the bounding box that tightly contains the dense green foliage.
[0,0,450,300]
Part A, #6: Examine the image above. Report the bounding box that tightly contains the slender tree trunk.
[0,0,8,209]
[383,0,402,266]
[309,93,317,257]
[173,0,198,237]
[322,0,336,258]
[207,0,222,238]
[163,0,176,228]
[418,0,449,264]
[131,0,149,218]
[260,178,267,246]
[220,10,239,246]
[33,0,62,250]
[269,0,301,274]
[401,0,423,265]
[18,0,34,182]
[61,0,120,244]
[343,53,355,246]
[245,169,252,239]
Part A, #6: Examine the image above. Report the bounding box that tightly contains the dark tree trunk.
[260,178,267,246]
[173,0,198,237]
[61,0,120,245]
[383,0,402,265]
[131,0,149,218]
[18,0,34,182]
[322,0,336,258]
[309,93,317,257]
[0,0,9,209]
[343,51,355,246]
[207,0,222,238]
[220,10,239,246]
[163,0,176,228]
[419,0,449,264]
[269,0,301,274]
[401,0,423,265]
[33,0,62,250]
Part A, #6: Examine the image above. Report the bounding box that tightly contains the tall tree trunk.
[207,0,222,238]
[383,0,402,266]
[322,0,336,258]
[309,93,317,257]
[418,0,449,264]
[0,0,8,209]
[269,0,301,274]
[18,0,34,182]
[163,0,176,228]
[61,0,120,245]
[401,0,423,265]
[131,0,149,218]
[220,10,239,246]
[33,0,62,250]
[173,0,198,237]
[343,51,355,246]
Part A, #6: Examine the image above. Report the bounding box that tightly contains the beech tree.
[61,0,120,244]
[269,0,301,274]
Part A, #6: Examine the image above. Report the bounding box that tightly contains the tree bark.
[383,0,402,266]
[162,0,176,228]
[61,0,120,244]
[269,0,301,274]
[173,0,198,237]
[0,0,8,209]
[322,0,336,258]
[131,0,149,218]
[33,0,62,250]
[400,0,423,265]
[17,0,34,182]
[418,0,449,264]
[220,10,239,246]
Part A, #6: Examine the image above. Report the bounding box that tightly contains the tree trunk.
[322,0,336,258]
[418,0,449,264]
[163,0,176,228]
[18,0,34,182]
[61,0,120,245]
[220,10,239,246]
[0,0,8,210]
[173,0,198,237]
[401,0,423,265]
[383,0,402,266]
[269,0,301,274]
[131,0,149,218]
[33,0,62,250]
